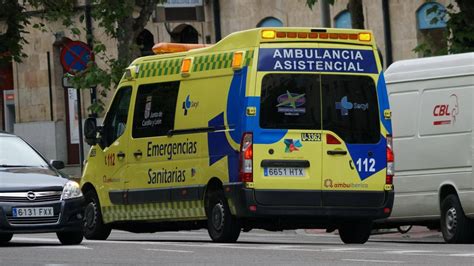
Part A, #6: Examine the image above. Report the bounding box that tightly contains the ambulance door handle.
[327,150,347,155]
[117,151,126,159]
[133,150,143,158]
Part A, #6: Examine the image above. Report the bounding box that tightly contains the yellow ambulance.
[81,27,394,244]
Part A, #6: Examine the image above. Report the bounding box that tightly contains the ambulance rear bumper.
[224,183,394,220]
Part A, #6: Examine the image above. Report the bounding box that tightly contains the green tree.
[306,0,365,29]
[0,0,164,113]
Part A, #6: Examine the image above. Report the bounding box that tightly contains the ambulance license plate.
[264,167,305,177]
[12,207,54,217]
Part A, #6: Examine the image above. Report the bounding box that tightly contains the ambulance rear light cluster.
[239,133,253,183]
[386,134,394,185]
[261,30,371,42]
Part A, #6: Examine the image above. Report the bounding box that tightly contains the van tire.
[207,191,241,243]
[0,233,13,244]
[338,220,372,244]
[440,194,474,243]
[83,190,112,240]
[57,231,83,245]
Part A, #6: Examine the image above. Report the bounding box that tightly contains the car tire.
[0,233,13,244]
[338,220,372,244]
[207,191,241,243]
[57,231,83,245]
[440,194,474,244]
[83,190,112,240]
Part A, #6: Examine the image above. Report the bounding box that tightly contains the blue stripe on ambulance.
[377,72,392,134]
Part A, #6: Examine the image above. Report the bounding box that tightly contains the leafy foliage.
[0,0,164,114]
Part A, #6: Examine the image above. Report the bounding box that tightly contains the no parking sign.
[60,41,94,73]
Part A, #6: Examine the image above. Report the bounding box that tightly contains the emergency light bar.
[261,30,371,42]
[152,43,209,54]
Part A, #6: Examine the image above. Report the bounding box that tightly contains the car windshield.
[0,136,48,167]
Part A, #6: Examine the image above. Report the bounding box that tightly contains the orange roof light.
[359,32,372,42]
[152,43,208,54]
[261,30,276,39]
[232,51,245,70]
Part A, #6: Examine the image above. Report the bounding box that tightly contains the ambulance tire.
[0,233,13,244]
[207,191,241,243]
[440,194,474,244]
[338,220,372,244]
[83,190,112,240]
[57,231,83,245]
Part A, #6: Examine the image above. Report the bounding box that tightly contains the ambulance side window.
[321,75,380,144]
[132,82,179,138]
[101,86,132,148]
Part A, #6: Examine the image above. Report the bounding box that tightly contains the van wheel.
[440,194,474,243]
[207,191,241,243]
[0,233,13,244]
[57,231,83,245]
[83,190,112,240]
[338,220,372,244]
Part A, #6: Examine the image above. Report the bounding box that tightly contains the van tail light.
[239,132,253,182]
[386,134,394,185]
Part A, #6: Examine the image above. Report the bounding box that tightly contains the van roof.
[385,52,474,83]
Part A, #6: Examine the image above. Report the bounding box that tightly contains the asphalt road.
[1,228,473,265]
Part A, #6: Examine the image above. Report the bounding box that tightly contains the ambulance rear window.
[260,74,321,130]
[322,75,380,144]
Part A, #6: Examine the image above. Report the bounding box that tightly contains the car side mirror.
[84,117,98,146]
[50,160,65,170]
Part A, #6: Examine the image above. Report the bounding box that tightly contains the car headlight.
[61,181,83,200]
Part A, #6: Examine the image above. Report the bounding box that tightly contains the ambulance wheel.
[207,191,241,243]
[83,190,111,240]
[57,231,83,245]
[440,194,474,243]
[338,220,372,244]
[0,233,13,244]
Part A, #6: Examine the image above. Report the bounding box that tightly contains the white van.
[379,53,474,243]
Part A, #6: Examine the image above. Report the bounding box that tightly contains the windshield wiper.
[0,164,39,168]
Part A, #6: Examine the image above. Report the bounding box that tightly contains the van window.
[101,86,132,148]
[132,81,179,138]
[260,74,321,129]
[322,75,380,143]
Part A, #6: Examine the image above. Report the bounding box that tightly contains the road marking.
[385,250,433,254]
[342,259,404,264]
[146,248,194,253]
[449,253,474,257]
[321,247,366,252]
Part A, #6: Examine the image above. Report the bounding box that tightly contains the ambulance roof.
[385,52,474,83]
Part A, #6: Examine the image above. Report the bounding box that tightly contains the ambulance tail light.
[386,134,394,185]
[239,132,253,183]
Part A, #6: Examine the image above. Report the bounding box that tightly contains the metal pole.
[85,0,97,115]
[382,0,393,68]
[47,52,54,121]
[320,0,331,27]
[76,89,84,172]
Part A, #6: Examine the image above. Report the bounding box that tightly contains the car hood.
[0,167,68,191]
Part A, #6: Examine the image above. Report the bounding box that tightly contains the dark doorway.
[136,29,155,56]
[171,25,199,44]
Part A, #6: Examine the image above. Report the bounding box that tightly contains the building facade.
[1,0,455,164]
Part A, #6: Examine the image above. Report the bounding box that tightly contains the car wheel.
[338,220,372,244]
[57,231,83,245]
[83,190,111,240]
[0,233,13,244]
[440,194,474,243]
[207,190,241,243]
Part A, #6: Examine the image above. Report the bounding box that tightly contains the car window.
[101,86,132,148]
[0,137,48,167]
[260,74,321,129]
[132,81,179,138]
[321,75,380,143]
